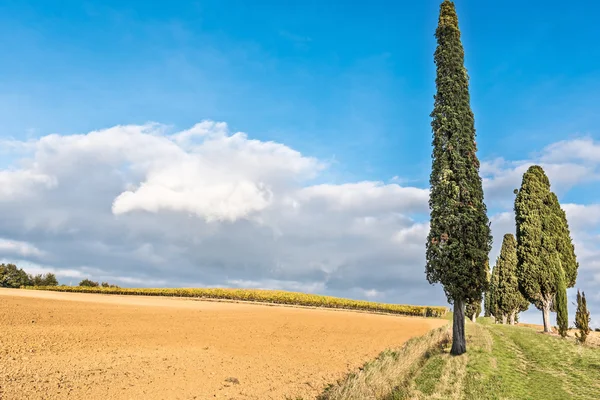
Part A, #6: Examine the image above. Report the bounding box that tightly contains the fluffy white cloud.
[0,121,441,305]
[0,122,598,327]
[0,239,44,258]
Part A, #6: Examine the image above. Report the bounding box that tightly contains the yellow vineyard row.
[23,286,448,318]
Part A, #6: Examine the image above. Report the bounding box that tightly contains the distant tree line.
[0,263,120,290]
[0,263,58,288]
[78,279,120,288]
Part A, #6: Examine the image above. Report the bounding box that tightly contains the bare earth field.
[0,289,445,400]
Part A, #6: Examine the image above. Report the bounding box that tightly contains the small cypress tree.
[575,290,591,343]
[483,263,492,317]
[555,262,568,338]
[495,234,529,325]
[489,263,500,322]
[426,0,492,356]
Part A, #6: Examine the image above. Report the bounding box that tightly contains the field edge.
[21,285,448,318]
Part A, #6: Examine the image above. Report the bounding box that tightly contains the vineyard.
[23,285,448,318]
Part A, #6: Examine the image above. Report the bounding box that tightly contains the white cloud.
[540,137,600,164]
[0,239,44,258]
[0,122,598,327]
[0,121,436,304]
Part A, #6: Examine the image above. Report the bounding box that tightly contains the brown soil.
[0,288,446,400]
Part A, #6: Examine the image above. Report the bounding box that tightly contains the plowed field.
[0,288,446,399]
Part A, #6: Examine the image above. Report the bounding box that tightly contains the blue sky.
[2,0,599,185]
[0,0,599,327]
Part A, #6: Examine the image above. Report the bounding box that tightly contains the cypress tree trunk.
[451,299,466,355]
[471,313,476,323]
[542,300,552,333]
[510,311,516,325]
[502,314,507,324]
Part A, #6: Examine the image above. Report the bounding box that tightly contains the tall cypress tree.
[426,0,492,355]
[514,165,578,333]
[575,290,591,343]
[555,262,568,337]
[495,234,528,325]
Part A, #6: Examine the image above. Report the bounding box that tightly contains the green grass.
[314,318,600,400]
[460,319,600,400]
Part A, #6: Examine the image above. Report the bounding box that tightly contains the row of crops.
[23,286,448,318]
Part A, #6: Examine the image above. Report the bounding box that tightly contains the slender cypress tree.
[575,290,591,343]
[426,0,492,356]
[514,165,578,333]
[495,234,529,325]
[555,262,568,337]
[483,263,492,317]
[483,290,491,318]
[489,262,501,322]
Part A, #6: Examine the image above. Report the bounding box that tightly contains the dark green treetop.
[425,0,492,305]
[514,166,555,309]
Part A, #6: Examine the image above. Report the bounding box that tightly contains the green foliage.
[574,290,591,343]
[514,166,551,309]
[483,261,492,317]
[489,263,500,319]
[466,299,481,320]
[545,192,578,287]
[514,165,578,313]
[30,273,59,286]
[79,279,99,287]
[494,234,528,320]
[483,290,491,317]
[0,263,31,288]
[101,281,120,288]
[555,264,568,338]
[425,0,492,305]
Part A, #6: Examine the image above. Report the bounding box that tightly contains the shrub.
[30,273,59,286]
[0,263,31,288]
[79,279,99,287]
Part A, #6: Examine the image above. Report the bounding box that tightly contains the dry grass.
[316,324,451,400]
